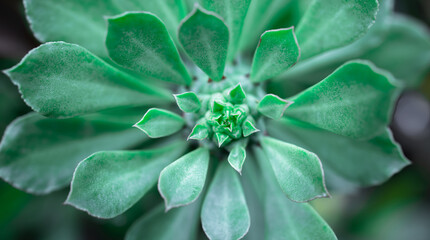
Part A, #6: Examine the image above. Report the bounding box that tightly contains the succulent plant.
[1,0,429,239]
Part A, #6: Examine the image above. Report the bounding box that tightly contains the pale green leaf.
[106,12,191,85]
[0,112,146,194]
[4,42,170,118]
[261,137,329,202]
[227,83,246,104]
[134,108,185,138]
[285,60,400,139]
[296,0,378,59]
[158,148,209,210]
[174,92,201,113]
[66,141,187,218]
[188,123,209,140]
[251,28,300,83]
[242,117,259,137]
[257,94,293,119]
[228,144,246,174]
[201,161,250,240]
[178,6,229,81]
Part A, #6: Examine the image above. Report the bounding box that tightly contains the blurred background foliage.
[0,0,429,239]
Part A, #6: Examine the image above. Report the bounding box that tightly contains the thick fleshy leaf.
[239,0,294,51]
[24,0,187,56]
[261,136,329,202]
[134,108,185,138]
[158,148,210,210]
[228,145,246,174]
[267,118,410,191]
[254,147,337,239]
[242,117,260,137]
[201,161,250,240]
[199,0,251,61]
[257,94,293,120]
[106,12,191,85]
[0,112,146,194]
[174,92,201,113]
[285,61,400,140]
[4,42,170,118]
[178,6,229,81]
[214,132,231,147]
[188,123,209,140]
[250,28,300,83]
[126,202,201,240]
[296,0,378,59]
[66,141,187,218]
[227,84,246,104]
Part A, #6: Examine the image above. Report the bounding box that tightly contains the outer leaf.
[199,0,251,61]
[228,145,246,174]
[296,0,378,59]
[24,0,187,56]
[254,147,337,240]
[0,112,145,194]
[285,60,400,140]
[106,12,191,85]
[267,118,410,191]
[134,108,185,138]
[158,148,210,210]
[258,94,293,120]
[65,141,187,218]
[250,28,300,83]
[178,6,229,81]
[174,92,201,113]
[201,161,250,240]
[261,137,329,202]
[126,202,201,240]
[4,42,170,118]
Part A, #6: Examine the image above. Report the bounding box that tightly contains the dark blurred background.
[0,0,429,239]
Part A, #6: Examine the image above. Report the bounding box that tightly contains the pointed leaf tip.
[178,5,229,81]
[228,83,246,104]
[242,117,260,137]
[228,145,246,174]
[174,92,201,113]
[188,123,209,140]
[258,94,293,119]
[134,108,184,138]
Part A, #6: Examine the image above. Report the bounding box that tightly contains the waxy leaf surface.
[258,94,293,120]
[4,42,170,118]
[199,0,251,60]
[25,0,187,56]
[261,137,329,202]
[158,148,210,210]
[228,145,246,174]
[251,28,300,83]
[179,7,229,81]
[255,147,337,239]
[134,108,185,138]
[126,202,201,240]
[0,112,146,194]
[174,92,201,113]
[201,161,250,240]
[285,61,400,140]
[296,0,378,59]
[66,141,187,218]
[268,118,410,191]
[106,12,191,85]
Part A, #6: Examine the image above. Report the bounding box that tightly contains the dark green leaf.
[285,60,400,139]
[267,118,410,191]
[258,94,293,119]
[254,147,338,239]
[261,137,329,202]
[178,6,229,81]
[0,112,146,194]
[158,148,210,210]
[174,92,201,113]
[201,161,250,240]
[251,28,300,83]
[106,12,191,85]
[296,0,378,59]
[24,0,187,56]
[199,0,251,61]
[134,108,185,138]
[66,141,187,218]
[4,42,170,118]
[126,202,201,240]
